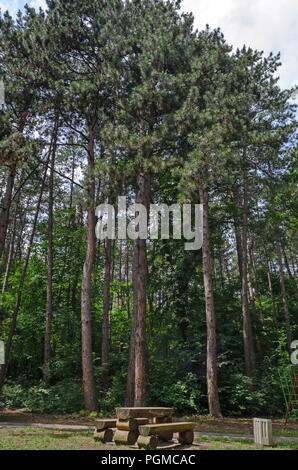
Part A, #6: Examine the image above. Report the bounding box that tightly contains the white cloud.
[0,1,21,14]
[0,1,8,10]
[29,0,47,9]
[181,0,298,90]
[0,0,47,14]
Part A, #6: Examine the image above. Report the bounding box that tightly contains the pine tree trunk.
[281,245,298,300]
[0,166,16,260]
[102,238,112,390]
[125,240,134,406]
[276,243,292,351]
[241,162,254,379]
[80,130,97,411]
[199,181,222,418]
[265,255,278,329]
[126,311,136,406]
[133,238,147,406]
[248,244,264,322]
[127,170,150,407]
[44,118,58,387]
[231,188,243,282]
[118,240,122,309]
[126,242,131,318]
[218,248,225,290]
[1,209,17,294]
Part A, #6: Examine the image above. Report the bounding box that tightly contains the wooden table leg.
[114,429,139,445]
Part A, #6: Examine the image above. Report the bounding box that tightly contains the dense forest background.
[0,0,297,418]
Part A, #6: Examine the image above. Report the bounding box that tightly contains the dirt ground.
[191,415,298,434]
[0,409,297,434]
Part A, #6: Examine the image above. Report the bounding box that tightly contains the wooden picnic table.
[94,407,195,449]
[112,407,173,445]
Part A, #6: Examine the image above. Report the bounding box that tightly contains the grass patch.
[272,429,298,438]
[0,428,106,450]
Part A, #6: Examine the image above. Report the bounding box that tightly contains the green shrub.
[0,380,84,413]
[152,372,206,415]
[0,384,25,409]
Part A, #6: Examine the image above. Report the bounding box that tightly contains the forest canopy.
[0,0,297,418]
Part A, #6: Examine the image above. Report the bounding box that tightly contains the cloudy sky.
[0,0,297,92]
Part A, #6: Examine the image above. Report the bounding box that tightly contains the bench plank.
[139,422,196,437]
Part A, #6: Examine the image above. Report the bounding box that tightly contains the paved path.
[0,422,95,431]
[0,422,297,443]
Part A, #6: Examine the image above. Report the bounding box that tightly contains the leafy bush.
[0,380,84,413]
[0,384,25,409]
[220,368,286,417]
[151,372,206,415]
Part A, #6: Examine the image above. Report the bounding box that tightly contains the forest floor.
[0,409,298,450]
[1,409,298,436]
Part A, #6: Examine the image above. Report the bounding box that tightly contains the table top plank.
[116,407,173,420]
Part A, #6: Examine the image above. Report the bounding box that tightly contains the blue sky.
[1,0,297,96]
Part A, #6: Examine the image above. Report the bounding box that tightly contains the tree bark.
[127,170,150,407]
[125,239,134,406]
[276,243,292,351]
[265,254,278,329]
[231,188,243,282]
[80,129,97,411]
[248,243,264,322]
[126,241,131,318]
[0,166,16,260]
[1,208,17,294]
[199,181,222,418]
[101,238,112,390]
[281,244,298,301]
[44,117,58,387]
[241,161,254,379]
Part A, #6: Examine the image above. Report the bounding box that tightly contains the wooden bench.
[137,422,196,449]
